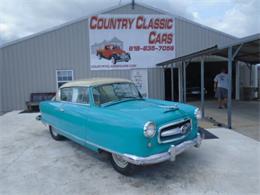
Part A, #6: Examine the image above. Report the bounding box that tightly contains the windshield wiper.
[121,96,140,99]
[102,97,144,107]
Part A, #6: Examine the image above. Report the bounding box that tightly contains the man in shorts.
[214,68,228,109]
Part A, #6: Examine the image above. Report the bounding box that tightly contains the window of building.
[56,70,74,88]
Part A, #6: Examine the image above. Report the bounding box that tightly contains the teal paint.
[40,89,198,158]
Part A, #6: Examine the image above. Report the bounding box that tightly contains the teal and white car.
[38,78,202,175]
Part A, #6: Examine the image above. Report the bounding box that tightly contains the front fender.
[86,108,149,156]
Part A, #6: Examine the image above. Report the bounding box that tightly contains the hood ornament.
[159,104,179,113]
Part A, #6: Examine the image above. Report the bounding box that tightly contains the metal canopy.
[157,33,260,66]
[156,33,260,129]
[217,33,260,64]
[157,45,218,67]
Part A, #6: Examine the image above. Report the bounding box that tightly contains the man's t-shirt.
[214,73,228,89]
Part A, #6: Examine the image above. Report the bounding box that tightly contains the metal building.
[0,2,237,113]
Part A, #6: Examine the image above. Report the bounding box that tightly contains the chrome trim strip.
[59,100,90,106]
[161,127,182,137]
[158,118,192,144]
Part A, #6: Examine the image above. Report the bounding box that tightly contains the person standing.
[214,68,229,109]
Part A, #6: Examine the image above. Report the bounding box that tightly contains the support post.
[183,62,187,103]
[178,62,183,102]
[200,57,205,118]
[132,0,135,9]
[235,61,240,100]
[227,47,233,129]
[171,64,174,101]
[249,65,252,86]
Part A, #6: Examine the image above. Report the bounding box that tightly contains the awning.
[157,33,260,66]
[217,34,260,64]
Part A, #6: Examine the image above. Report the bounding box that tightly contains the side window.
[75,87,89,104]
[60,88,73,102]
[92,88,101,106]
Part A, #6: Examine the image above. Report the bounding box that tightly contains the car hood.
[103,98,196,126]
[113,49,126,55]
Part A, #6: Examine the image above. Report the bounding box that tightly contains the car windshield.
[92,83,142,106]
[113,45,119,49]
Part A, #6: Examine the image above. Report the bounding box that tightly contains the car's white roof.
[60,78,132,88]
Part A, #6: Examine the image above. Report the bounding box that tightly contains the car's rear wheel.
[111,153,136,175]
[125,53,130,62]
[111,55,117,64]
[49,126,65,141]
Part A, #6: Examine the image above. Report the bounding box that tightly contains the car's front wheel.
[126,53,131,59]
[111,153,136,175]
[49,126,65,141]
[98,53,102,60]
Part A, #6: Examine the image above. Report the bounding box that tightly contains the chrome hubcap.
[112,57,116,64]
[112,153,128,168]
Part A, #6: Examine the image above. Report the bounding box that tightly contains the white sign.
[89,14,175,70]
[131,69,148,98]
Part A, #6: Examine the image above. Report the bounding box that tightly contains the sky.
[0,0,259,46]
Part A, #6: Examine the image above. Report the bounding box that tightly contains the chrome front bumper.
[122,133,202,165]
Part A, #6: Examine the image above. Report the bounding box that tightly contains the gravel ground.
[0,111,259,195]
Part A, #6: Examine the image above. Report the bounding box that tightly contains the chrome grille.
[158,119,192,144]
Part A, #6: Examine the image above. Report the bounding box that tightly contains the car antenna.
[132,0,135,9]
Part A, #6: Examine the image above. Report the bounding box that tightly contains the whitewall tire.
[111,153,136,175]
[49,126,65,141]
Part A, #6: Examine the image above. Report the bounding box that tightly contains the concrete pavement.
[190,100,260,141]
[0,111,259,195]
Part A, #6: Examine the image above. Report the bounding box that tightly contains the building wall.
[0,48,3,114]
[258,65,260,87]
[0,3,236,112]
[240,65,251,87]
[175,19,234,57]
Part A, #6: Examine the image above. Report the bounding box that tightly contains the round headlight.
[194,108,202,119]
[144,122,156,138]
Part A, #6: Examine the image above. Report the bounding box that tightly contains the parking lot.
[0,111,259,195]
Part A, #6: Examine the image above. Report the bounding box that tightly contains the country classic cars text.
[89,15,174,44]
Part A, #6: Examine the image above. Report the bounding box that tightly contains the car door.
[60,87,89,142]
[57,87,74,134]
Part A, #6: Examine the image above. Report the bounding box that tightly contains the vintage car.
[38,78,202,175]
[96,45,131,64]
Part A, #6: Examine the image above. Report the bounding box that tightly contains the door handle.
[59,108,64,112]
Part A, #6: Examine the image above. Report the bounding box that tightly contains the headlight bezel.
[143,121,156,138]
[194,108,202,119]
